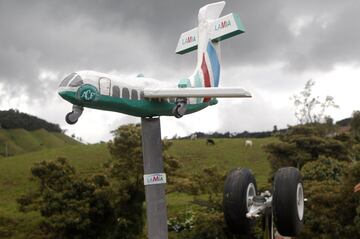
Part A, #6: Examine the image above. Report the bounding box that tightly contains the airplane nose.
[58,90,66,99]
[58,89,73,101]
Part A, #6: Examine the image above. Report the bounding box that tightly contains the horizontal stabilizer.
[176,13,245,54]
[144,87,251,98]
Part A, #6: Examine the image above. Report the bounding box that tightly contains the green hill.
[0,109,62,133]
[0,137,274,238]
[0,128,80,156]
[0,129,25,156]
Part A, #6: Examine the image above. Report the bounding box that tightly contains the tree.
[0,109,62,132]
[17,158,115,239]
[18,124,180,239]
[300,159,360,238]
[272,125,278,134]
[351,111,360,142]
[106,124,180,239]
[265,122,360,238]
[292,80,338,124]
[265,123,350,175]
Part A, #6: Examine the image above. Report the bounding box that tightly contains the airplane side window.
[140,91,145,100]
[131,90,138,100]
[122,88,130,99]
[59,73,76,87]
[112,86,120,98]
[69,75,83,87]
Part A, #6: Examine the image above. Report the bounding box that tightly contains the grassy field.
[0,143,111,238]
[0,137,275,238]
[0,128,80,156]
[168,137,274,187]
[166,137,274,217]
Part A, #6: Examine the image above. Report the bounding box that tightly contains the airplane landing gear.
[223,168,257,235]
[223,167,304,238]
[172,98,187,118]
[65,105,83,125]
[273,167,304,236]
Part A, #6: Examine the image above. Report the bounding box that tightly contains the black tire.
[65,112,77,125]
[174,105,183,118]
[273,167,304,237]
[173,102,186,118]
[223,168,257,235]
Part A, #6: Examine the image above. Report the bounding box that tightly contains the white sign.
[144,173,167,185]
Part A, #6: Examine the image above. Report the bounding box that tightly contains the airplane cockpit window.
[69,75,83,87]
[59,73,76,87]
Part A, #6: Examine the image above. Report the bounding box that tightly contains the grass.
[168,137,274,188]
[0,129,25,156]
[31,129,69,148]
[0,137,275,238]
[6,129,43,152]
[0,128,80,156]
[0,143,111,239]
[0,143,111,212]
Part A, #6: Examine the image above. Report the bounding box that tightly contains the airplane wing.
[143,87,251,98]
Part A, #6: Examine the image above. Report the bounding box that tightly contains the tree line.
[0,109,62,132]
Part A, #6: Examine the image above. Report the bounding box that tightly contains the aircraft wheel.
[223,168,257,235]
[65,112,78,125]
[273,167,304,237]
[173,102,186,118]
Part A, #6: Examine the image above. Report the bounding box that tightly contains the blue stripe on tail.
[206,42,220,87]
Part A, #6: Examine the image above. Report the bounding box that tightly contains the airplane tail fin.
[176,1,245,94]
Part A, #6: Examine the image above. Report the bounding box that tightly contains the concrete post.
[141,117,168,239]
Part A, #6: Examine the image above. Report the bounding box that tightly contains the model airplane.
[58,1,250,124]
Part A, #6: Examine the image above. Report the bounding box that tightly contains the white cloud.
[290,16,314,36]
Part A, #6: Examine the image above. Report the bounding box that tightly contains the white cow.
[245,140,253,147]
[190,134,197,140]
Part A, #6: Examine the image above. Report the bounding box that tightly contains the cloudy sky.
[1,0,360,143]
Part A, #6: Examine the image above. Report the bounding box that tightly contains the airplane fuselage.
[58,71,217,118]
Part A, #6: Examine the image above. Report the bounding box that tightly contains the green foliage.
[177,210,228,239]
[266,122,360,238]
[300,180,343,238]
[302,156,347,182]
[168,210,194,233]
[300,162,360,238]
[351,111,360,142]
[106,123,180,239]
[106,124,144,239]
[17,158,115,239]
[171,166,263,239]
[0,136,272,238]
[265,123,349,176]
[0,109,61,132]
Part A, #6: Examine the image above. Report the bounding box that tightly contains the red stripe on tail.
[201,53,211,102]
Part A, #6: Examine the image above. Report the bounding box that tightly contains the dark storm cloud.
[0,0,359,99]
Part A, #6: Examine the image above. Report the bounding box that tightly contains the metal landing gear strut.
[65,105,83,125]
